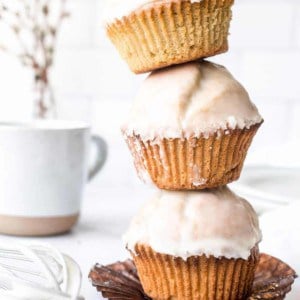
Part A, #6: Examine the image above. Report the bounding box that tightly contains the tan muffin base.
[125,124,261,190]
[132,244,259,300]
[107,0,234,73]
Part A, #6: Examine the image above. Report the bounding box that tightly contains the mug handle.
[88,135,107,181]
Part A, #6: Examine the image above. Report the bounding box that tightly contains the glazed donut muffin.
[124,186,262,300]
[103,0,234,73]
[122,60,263,190]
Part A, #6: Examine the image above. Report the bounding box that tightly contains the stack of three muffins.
[104,0,263,299]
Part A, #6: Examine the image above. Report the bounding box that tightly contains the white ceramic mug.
[0,121,107,236]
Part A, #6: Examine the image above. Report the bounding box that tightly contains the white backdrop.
[0,1,299,298]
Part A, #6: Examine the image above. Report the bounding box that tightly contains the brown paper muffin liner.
[124,124,261,190]
[132,244,259,300]
[106,0,234,73]
[89,254,297,300]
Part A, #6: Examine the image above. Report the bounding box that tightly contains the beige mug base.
[0,214,79,236]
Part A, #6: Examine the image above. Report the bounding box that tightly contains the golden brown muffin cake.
[104,0,234,73]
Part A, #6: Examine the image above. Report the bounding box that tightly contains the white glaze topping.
[122,61,262,141]
[103,0,203,24]
[123,187,262,260]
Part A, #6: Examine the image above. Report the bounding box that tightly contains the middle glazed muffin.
[124,187,262,300]
[122,60,263,190]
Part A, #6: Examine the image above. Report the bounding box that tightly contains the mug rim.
[0,120,90,131]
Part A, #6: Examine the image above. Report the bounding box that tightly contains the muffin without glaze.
[123,61,263,190]
[104,0,234,73]
[124,187,261,300]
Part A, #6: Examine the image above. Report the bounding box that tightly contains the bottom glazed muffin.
[123,187,262,300]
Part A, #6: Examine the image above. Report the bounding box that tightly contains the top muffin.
[104,0,235,73]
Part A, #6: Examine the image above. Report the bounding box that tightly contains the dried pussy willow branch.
[0,0,69,118]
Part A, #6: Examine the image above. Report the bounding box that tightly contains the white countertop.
[1,184,152,299]
[2,182,299,300]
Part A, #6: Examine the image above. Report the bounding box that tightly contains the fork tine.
[0,263,46,278]
[0,241,82,299]
[0,254,33,262]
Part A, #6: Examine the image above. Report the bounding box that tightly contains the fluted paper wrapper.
[125,124,261,190]
[106,0,234,73]
[132,244,259,300]
[89,254,297,300]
